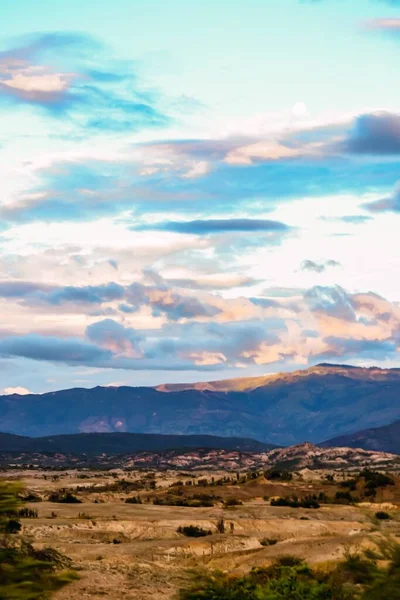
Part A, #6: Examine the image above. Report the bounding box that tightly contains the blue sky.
[0,0,400,393]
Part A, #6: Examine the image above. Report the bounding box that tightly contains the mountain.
[322,420,400,455]
[0,432,274,455]
[1,364,400,444]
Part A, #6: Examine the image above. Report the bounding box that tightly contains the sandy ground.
[4,470,400,600]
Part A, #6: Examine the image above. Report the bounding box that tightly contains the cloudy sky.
[1,0,400,394]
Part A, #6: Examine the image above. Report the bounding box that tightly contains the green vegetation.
[17,507,38,518]
[375,511,391,520]
[179,548,400,600]
[264,469,293,481]
[153,493,217,507]
[270,495,320,509]
[177,525,212,537]
[224,498,243,507]
[260,538,278,546]
[125,496,143,504]
[0,481,77,599]
[48,490,82,504]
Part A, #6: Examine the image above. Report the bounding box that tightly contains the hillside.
[1,364,400,444]
[0,431,274,455]
[0,437,398,470]
[322,420,400,454]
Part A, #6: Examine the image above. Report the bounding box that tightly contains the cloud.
[45,283,125,305]
[364,181,400,212]
[137,218,291,235]
[3,386,31,395]
[0,284,398,372]
[125,282,221,320]
[0,32,169,132]
[316,337,396,361]
[86,319,142,357]
[301,259,341,273]
[304,285,356,321]
[343,112,400,155]
[365,18,400,33]
[0,334,111,365]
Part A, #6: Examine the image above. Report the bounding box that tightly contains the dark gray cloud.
[344,112,400,155]
[317,336,396,361]
[301,259,341,273]
[0,281,52,298]
[46,283,125,305]
[0,334,111,364]
[136,218,290,235]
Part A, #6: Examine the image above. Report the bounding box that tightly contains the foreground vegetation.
[180,549,400,600]
[0,481,77,599]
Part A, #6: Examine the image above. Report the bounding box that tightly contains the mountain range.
[1,363,399,448]
[0,431,274,455]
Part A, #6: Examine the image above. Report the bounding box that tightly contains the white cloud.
[3,386,31,395]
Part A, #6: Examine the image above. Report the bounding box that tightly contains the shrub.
[179,556,348,600]
[360,470,394,489]
[125,496,142,504]
[270,495,320,509]
[18,507,38,518]
[224,498,242,507]
[21,492,42,502]
[153,493,216,507]
[48,490,82,504]
[375,511,391,520]
[5,519,21,534]
[0,481,77,599]
[264,469,293,481]
[177,525,212,537]
[216,517,225,534]
[334,491,354,504]
[260,537,278,546]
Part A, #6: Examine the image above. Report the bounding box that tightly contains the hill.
[0,431,274,455]
[1,364,400,444]
[0,436,397,470]
[321,420,400,454]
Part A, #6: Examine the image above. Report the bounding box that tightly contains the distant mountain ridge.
[1,363,400,444]
[322,420,400,455]
[0,432,274,455]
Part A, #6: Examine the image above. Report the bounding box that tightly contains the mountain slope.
[1,364,400,444]
[322,420,400,454]
[0,432,274,455]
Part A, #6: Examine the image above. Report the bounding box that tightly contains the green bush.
[177,525,212,537]
[224,498,243,507]
[178,544,400,600]
[48,490,82,504]
[375,511,391,520]
[260,538,278,546]
[264,469,293,481]
[125,496,142,504]
[18,507,38,518]
[0,481,77,599]
[179,557,348,600]
[270,495,320,509]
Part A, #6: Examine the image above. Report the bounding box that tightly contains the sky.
[1,0,400,394]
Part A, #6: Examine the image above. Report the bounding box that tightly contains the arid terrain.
[2,455,400,600]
